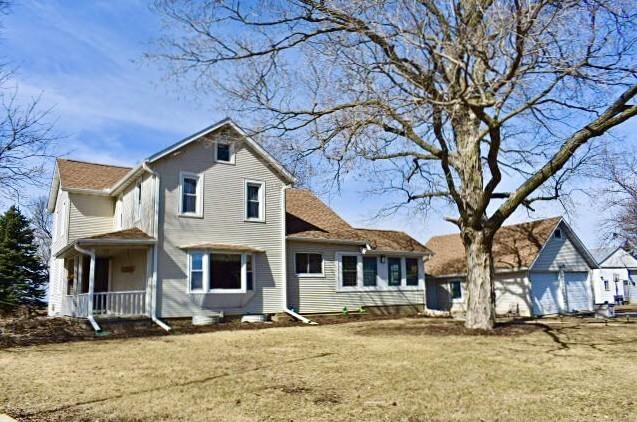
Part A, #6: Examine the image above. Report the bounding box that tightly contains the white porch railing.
[93,291,147,316]
[64,291,146,318]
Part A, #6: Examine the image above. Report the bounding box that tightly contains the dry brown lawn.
[1,317,636,421]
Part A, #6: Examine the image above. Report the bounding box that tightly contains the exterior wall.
[428,271,532,317]
[67,193,115,242]
[153,131,288,317]
[48,188,69,316]
[115,173,155,235]
[592,268,628,304]
[531,223,591,272]
[287,240,425,314]
[110,249,147,291]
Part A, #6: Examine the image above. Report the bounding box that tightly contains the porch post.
[75,255,82,317]
[87,250,96,316]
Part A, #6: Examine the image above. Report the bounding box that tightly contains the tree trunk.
[462,229,496,330]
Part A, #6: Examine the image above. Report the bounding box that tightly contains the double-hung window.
[295,253,323,275]
[405,258,419,286]
[604,279,610,291]
[245,180,264,221]
[190,252,205,291]
[362,257,377,287]
[134,179,142,221]
[180,172,202,217]
[189,251,255,293]
[341,255,358,287]
[388,258,402,287]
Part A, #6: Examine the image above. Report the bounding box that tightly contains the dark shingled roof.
[425,217,562,277]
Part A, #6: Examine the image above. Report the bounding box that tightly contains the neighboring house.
[47,118,430,329]
[590,247,637,304]
[424,217,598,317]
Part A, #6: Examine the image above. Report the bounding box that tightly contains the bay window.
[188,251,255,293]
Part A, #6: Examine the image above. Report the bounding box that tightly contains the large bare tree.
[151,0,637,329]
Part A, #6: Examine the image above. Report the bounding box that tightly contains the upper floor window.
[245,180,264,221]
[180,172,203,217]
[554,229,562,239]
[134,179,142,220]
[214,141,235,164]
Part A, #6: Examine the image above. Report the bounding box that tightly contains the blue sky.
[3,0,634,247]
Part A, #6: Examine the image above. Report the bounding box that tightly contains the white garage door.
[531,272,560,315]
[564,272,592,312]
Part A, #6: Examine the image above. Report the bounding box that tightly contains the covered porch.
[55,228,155,321]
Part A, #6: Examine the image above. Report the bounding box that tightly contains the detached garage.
[425,217,597,317]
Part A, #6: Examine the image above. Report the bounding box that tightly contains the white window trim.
[294,252,325,277]
[335,253,424,292]
[179,171,204,218]
[244,179,266,222]
[187,250,254,294]
[134,178,142,222]
[450,279,463,302]
[213,140,235,164]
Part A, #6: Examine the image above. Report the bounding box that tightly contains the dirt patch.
[354,319,543,337]
[313,392,342,405]
[0,316,96,348]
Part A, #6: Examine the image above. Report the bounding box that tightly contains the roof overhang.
[179,243,265,253]
[428,267,530,279]
[286,236,369,247]
[364,249,431,257]
[528,219,599,271]
[55,239,156,258]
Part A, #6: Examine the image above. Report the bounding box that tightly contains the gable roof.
[285,188,430,254]
[590,246,618,264]
[146,118,295,183]
[425,217,562,277]
[56,159,132,191]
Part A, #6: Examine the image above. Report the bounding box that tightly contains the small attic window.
[214,141,234,164]
[554,229,562,239]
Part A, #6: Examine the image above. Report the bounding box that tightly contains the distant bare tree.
[598,150,637,250]
[0,1,56,201]
[151,0,637,329]
[27,196,52,274]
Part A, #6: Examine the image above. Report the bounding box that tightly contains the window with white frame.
[603,279,610,291]
[190,252,204,291]
[180,172,202,216]
[388,257,402,287]
[450,280,462,300]
[134,179,142,220]
[245,180,264,221]
[188,251,254,293]
[362,256,377,287]
[405,258,419,286]
[341,255,358,287]
[214,141,234,164]
[295,253,323,275]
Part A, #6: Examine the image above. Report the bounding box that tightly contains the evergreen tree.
[0,205,47,312]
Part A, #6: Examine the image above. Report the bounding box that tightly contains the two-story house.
[47,119,431,330]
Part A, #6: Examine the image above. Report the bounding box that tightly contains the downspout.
[142,161,171,332]
[74,244,101,332]
[281,184,289,312]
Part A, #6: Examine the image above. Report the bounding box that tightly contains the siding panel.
[531,223,590,272]
[153,132,287,317]
[287,241,425,313]
[67,193,115,242]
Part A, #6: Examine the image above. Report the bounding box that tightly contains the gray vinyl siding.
[530,223,591,272]
[428,271,532,316]
[67,193,115,242]
[153,131,287,317]
[287,241,425,314]
[116,173,155,235]
[48,188,69,316]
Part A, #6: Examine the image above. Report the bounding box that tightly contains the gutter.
[73,244,101,332]
[286,236,368,246]
[142,161,171,332]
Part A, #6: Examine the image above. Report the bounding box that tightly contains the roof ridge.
[57,158,133,169]
[427,216,563,241]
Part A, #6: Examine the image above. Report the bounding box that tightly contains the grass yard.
[1,317,636,421]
